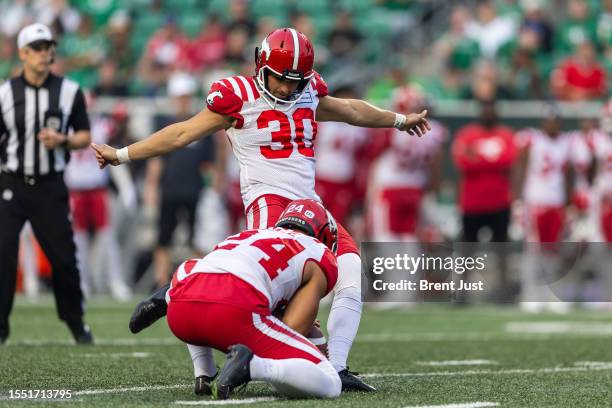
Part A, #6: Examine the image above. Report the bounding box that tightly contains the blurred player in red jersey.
[93,27,430,391]
[452,100,518,243]
[367,86,446,242]
[315,86,369,227]
[166,199,340,399]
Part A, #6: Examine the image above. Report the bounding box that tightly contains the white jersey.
[64,116,111,190]
[587,130,612,196]
[370,120,447,190]
[315,122,368,183]
[168,228,337,311]
[518,128,589,206]
[206,74,330,209]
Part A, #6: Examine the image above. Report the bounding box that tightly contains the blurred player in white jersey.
[65,99,134,300]
[315,86,369,227]
[516,109,589,243]
[367,86,446,242]
[586,101,612,242]
[516,107,589,312]
[93,27,430,391]
[166,199,340,399]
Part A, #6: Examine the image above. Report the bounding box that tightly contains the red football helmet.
[275,199,338,253]
[255,28,315,109]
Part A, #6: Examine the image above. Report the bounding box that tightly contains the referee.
[0,23,93,344]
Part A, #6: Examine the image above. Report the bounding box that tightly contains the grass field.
[1,297,612,407]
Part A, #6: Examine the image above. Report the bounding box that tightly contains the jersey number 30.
[257,108,317,159]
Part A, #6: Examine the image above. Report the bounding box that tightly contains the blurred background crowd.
[2,0,610,304]
[1,0,610,100]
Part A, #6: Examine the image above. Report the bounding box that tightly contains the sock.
[187,344,217,378]
[250,355,341,398]
[327,253,363,372]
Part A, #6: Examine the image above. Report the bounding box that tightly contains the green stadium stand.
[180,13,205,37]
[208,0,230,18]
[294,0,330,17]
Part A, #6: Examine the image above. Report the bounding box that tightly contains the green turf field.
[1,297,612,407]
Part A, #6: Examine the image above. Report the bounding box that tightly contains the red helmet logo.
[255,28,315,109]
[275,199,338,253]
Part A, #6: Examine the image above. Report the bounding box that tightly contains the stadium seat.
[356,11,393,40]
[294,0,330,17]
[180,14,205,37]
[133,13,165,38]
[163,0,203,12]
[251,0,287,19]
[208,0,230,17]
[337,0,373,15]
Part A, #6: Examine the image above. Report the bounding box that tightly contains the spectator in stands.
[452,99,518,243]
[519,0,554,53]
[224,27,250,68]
[142,72,216,288]
[0,34,18,81]
[328,10,362,60]
[550,40,607,101]
[227,0,255,38]
[465,0,516,58]
[325,10,365,85]
[598,0,612,58]
[137,16,190,96]
[432,5,480,76]
[190,14,227,73]
[93,60,129,97]
[34,0,81,36]
[106,10,133,83]
[1,0,33,38]
[461,59,515,101]
[555,0,597,53]
[507,45,544,99]
[58,14,107,89]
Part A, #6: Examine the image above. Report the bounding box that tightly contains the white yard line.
[403,402,498,408]
[403,402,499,408]
[363,363,612,378]
[8,338,179,346]
[74,384,190,396]
[174,398,277,405]
[415,360,497,366]
[505,321,612,335]
[76,352,151,358]
[71,363,612,397]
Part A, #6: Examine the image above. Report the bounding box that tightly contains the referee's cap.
[17,23,57,49]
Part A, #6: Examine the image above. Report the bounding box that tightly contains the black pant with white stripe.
[0,172,84,339]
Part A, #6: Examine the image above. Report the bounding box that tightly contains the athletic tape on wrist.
[393,113,407,129]
[116,147,131,164]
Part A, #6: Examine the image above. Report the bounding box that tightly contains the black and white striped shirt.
[0,72,90,176]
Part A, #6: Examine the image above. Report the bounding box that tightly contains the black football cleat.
[213,345,253,400]
[129,284,169,334]
[194,372,217,396]
[338,368,377,392]
[69,323,94,345]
